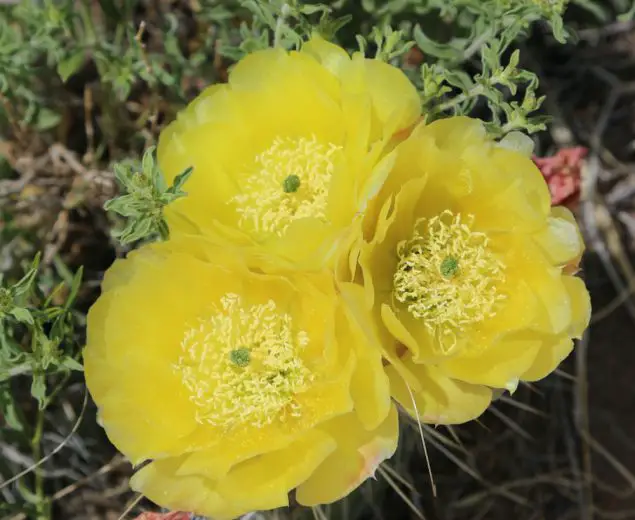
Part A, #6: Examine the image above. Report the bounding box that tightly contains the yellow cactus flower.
[353,117,591,424]
[157,35,421,271]
[83,236,396,519]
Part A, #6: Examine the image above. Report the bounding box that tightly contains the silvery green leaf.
[61,356,83,372]
[30,373,46,409]
[498,131,535,157]
[9,307,33,325]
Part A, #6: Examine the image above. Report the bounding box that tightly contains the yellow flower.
[157,35,420,271]
[83,236,396,519]
[354,117,591,424]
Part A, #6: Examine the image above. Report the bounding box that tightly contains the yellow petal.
[489,147,551,222]
[563,275,591,338]
[262,218,339,271]
[96,368,199,463]
[227,47,289,90]
[386,360,492,424]
[495,234,572,335]
[533,207,584,266]
[82,350,111,399]
[440,334,543,388]
[357,56,421,136]
[381,304,421,359]
[422,116,487,151]
[131,457,235,520]
[296,406,399,506]
[338,286,391,430]
[521,336,573,382]
[302,33,350,75]
[216,429,336,512]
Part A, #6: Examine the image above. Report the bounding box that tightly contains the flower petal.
[215,429,336,512]
[563,275,591,339]
[131,457,233,520]
[440,333,543,388]
[302,34,350,75]
[533,207,584,266]
[521,336,573,382]
[296,405,399,506]
[386,360,492,424]
[338,284,391,430]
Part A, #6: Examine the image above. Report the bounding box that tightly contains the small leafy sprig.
[0,254,84,411]
[406,0,559,136]
[217,0,353,59]
[356,25,415,61]
[104,147,194,245]
[0,253,84,519]
[421,47,549,136]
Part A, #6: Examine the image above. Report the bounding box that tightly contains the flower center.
[231,135,340,236]
[393,210,506,353]
[174,293,313,430]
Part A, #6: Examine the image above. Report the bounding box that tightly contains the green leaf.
[498,131,535,156]
[11,253,40,298]
[168,166,194,195]
[130,216,156,240]
[413,24,462,61]
[17,479,43,505]
[157,218,170,241]
[34,108,62,131]
[112,163,132,189]
[9,307,33,325]
[64,266,84,312]
[618,1,635,21]
[142,145,156,178]
[104,194,144,217]
[30,373,47,409]
[57,50,86,82]
[61,356,83,372]
[300,5,330,15]
[0,383,23,431]
[361,0,375,11]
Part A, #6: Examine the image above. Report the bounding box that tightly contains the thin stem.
[31,406,47,520]
[29,372,70,520]
[436,84,484,113]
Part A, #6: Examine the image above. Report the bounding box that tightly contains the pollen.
[173,293,313,430]
[393,210,506,353]
[231,135,341,236]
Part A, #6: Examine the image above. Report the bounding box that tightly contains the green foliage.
[104,147,194,245]
[214,0,353,59]
[0,0,583,140]
[0,254,84,402]
[0,252,84,518]
[350,0,565,135]
[618,0,635,20]
[356,25,415,61]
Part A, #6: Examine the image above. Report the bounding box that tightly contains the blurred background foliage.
[1,0,635,519]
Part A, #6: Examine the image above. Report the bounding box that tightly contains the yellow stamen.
[231,135,340,236]
[174,293,313,429]
[393,210,506,353]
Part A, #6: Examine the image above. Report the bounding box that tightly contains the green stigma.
[440,256,459,279]
[282,174,301,193]
[229,348,251,368]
